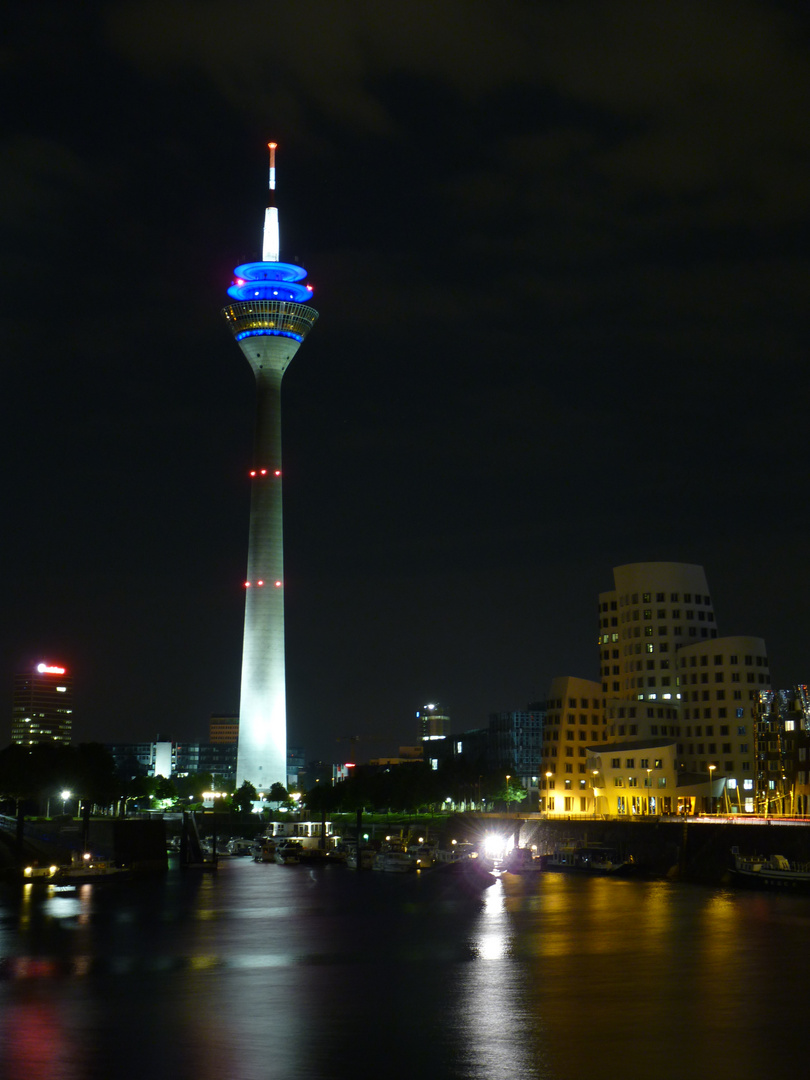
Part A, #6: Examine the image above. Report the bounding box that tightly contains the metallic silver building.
[222,145,318,792]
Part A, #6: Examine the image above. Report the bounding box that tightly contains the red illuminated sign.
[37,663,66,675]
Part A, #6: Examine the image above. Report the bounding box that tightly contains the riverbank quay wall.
[459,814,810,883]
[0,815,167,874]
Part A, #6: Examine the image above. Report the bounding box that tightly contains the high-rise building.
[11,661,73,745]
[209,715,239,744]
[417,703,450,743]
[542,561,772,816]
[539,676,605,813]
[755,686,807,815]
[487,708,545,795]
[678,636,770,810]
[222,144,318,791]
[598,561,717,702]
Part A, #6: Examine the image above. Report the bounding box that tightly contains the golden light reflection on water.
[487,874,810,1080]
[3,858,810,1079]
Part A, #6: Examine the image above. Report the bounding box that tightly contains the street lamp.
[646,768,652,815]
[545,771,552,815]
[61,789,72,815]
[505,774,511,813]
[708,764,716,814]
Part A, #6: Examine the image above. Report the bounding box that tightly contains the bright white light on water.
[483,833,511,860]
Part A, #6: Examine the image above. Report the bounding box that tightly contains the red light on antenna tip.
[269,142,277,149]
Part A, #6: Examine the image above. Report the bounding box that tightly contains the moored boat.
[501,847,544,874]
[252,836,276,862]
[22,862,60,882]
[345,847,375,870]
[274,840,303,865]
[545,841,633,875]
[407,844,437,870]
[227,837,254,856]
[47,851,129,884]
[373,851,415,873]
[729,847,810,890]
[433,854,495,887]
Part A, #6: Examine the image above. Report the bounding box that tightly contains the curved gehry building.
[541,561,772,816]
[222,145,318,792]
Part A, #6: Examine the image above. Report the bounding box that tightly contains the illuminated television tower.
[222,143,318,791]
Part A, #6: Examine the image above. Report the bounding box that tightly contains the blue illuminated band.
[235,328,304,343]
[228,260,314,303]
[234,261,308,282]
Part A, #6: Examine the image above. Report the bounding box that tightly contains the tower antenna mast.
[263,141,280,263]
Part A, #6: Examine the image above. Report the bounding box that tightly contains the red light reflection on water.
[1,999,84,1080]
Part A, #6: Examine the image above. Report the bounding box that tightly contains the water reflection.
[453,879,547,1079]
[1,862,809,1079]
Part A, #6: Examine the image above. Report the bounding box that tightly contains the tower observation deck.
[222,144,318,793]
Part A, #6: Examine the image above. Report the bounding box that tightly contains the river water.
[0,857,807,1080]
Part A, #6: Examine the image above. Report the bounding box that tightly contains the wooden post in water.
[15,798,25,867]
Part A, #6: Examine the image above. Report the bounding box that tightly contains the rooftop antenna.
[262,141,279,263]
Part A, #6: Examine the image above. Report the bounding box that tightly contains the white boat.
[274,841,303,865]
[407,844,437,870]
[252,837,276,862]
[373,851,415,873]
[730,848,810,890]
[227,838,254,856]
[345,848,375,870]
[52,852,129,884]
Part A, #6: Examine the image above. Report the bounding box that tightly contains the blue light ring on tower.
[227,281,313,302]
[236,328,304,343]
[234,261,308,283]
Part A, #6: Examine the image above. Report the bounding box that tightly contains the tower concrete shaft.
[223,192,318,792]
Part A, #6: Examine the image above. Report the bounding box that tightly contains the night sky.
[3,1,809,762]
